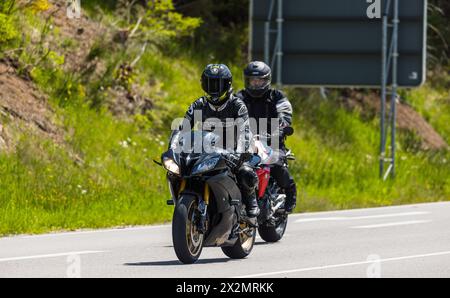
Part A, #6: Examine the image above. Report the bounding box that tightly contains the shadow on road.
[164,241,277,248]
[124,258,237,266]
[254,241,278,246]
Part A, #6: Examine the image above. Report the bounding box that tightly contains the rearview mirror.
[283,127,294,136]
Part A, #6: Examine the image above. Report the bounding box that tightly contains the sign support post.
[276,0,284,88]
[380,0,399,180]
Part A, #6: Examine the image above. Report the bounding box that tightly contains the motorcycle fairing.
[206,172,242,213]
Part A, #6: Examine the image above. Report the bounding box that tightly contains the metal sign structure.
[249,0,428,179]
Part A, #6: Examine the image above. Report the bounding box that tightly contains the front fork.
[197,184,209,234]
[167,174,210,235]
[166,174,186,206]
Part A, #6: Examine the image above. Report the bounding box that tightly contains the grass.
[402,71,450,144]
[287,89,450,212]
[0,104,173,235]
[0,3,448,236]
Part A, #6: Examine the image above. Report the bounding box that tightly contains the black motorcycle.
[160,131,258,264]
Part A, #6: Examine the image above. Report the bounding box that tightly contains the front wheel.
[258,215,288,243]
[222,223,256,259]
[172,195,204,264]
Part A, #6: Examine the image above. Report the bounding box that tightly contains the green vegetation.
[0,0,448,236]
[403,72,450,144]
[288,89,449,211]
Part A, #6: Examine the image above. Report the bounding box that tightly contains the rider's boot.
[244,193,260,227]
[244,193,260,218]
[283,187,297,214]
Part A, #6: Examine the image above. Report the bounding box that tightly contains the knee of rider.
[238,166,258,191]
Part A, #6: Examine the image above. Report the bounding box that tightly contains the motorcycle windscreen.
[254,139,282,165]
[170,131,229,155]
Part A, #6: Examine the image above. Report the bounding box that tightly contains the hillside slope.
[0,1,448,235]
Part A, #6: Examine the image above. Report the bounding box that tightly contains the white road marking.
[290,201,449,218]
[0,202,445,240]
[294,211,430,223]
[0,251,105,263]
[235,251,450,278]
[351,220,432,229]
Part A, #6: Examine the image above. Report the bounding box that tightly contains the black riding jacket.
[170,95,251,154]
[236,89,293,138]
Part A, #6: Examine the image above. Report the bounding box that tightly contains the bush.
[112,0,201,46]
[144,0,201,41]
[0,13,18,44]
[174,0,250,64]
[0,0,15,14]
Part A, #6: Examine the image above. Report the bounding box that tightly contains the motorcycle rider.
[236,61,297,213]
[169,64,260,218]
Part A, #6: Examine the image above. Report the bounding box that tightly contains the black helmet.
[201,64,233,106]
[244,61,272,98]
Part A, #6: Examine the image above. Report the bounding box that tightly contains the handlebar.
[253,127,294,141]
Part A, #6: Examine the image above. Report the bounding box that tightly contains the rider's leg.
[236,164,260,218]
[271,165,297,213]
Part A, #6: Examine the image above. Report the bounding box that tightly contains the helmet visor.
[202,77,229,97]
[245,74,271,91]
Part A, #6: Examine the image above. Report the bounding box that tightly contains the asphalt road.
[1,201,450,278]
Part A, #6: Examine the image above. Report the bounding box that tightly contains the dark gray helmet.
[201,64,233,106]
[244,61,272,98]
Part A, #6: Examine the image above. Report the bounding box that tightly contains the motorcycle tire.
[222,224,256,259]
[172,195,204,264]
[258,215,288,242]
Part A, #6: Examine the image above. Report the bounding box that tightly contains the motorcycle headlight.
[192,157,220,175]
[163,157,180,175]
